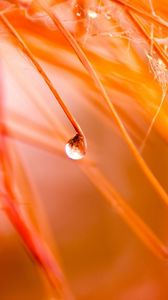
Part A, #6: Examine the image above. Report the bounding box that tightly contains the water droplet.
[76,11,81,17]
[87,9,98,19]
[65,134,86,160]
[73,3,84,18]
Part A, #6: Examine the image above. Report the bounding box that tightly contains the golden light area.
[0,1,168,300]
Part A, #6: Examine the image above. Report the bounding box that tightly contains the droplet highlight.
[87,9,98,19]
[76,11,82,17]
[65,134,86,160]
[73,3,84,18]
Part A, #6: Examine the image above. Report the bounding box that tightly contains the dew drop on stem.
[65,134,86,160]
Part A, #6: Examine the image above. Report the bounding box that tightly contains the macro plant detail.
[0,0,168,299]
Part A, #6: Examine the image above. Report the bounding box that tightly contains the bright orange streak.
[37,0,168,210]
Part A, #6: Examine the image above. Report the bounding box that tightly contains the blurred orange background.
[0,1,168,299]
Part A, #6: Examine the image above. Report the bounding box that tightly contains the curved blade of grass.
[0,62,74,300]
[113,0,168,29]
[37,0,168,209]
[0,13,85,141]
[6,107,168,261]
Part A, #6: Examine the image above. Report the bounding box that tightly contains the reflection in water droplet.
[65,134,86,160]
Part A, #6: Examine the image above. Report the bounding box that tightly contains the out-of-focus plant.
[0,1,168,299]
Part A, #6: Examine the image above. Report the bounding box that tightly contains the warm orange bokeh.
[0,1,168,299]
